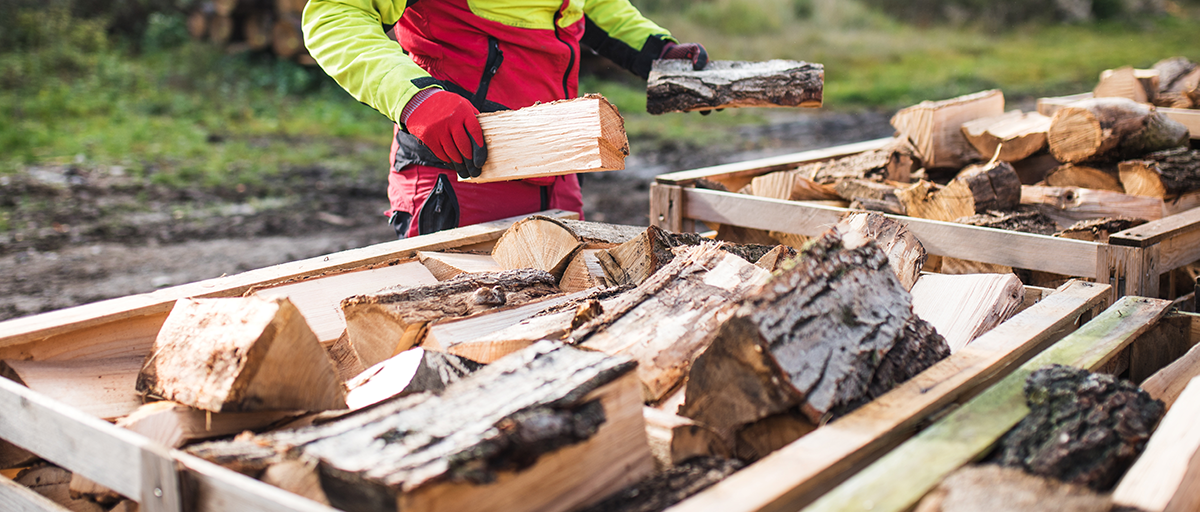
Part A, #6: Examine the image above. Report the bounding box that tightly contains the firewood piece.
[261,458,331,506]
[1120,147,1200,199]
[115,401,298,449]
[1152,57,1199,109]
[1021,185,1162,228]
[464,95,628,183]
[834,211,926,291]
[898,161,1021,222]
[680,231,950,436]
[325,330,365,385]
[340,268,560,368]
[909,273,1025,353]
[1012,153,1063,185]
[749,171,840,201]
[961,110,1052,162]
[891,90,1005,169]
[344,347,481,410]
[491,216,642,278]
[991,364,1164,490]
[1055,217,1146,243]
[593,225,695,287]
[955,207,1059,235]
[733,411,817,462]
[1094,66,1154,104]
[424,288,599,361]
[1047,97,1189,164]
[646,59,823,115]
[753,244,798,272]
[417,251,502,281]
[642,407,731,468]
[15,465,104,512]
[835,179,905,214]
[137,296,346,413]
[194,341,652,512]
[1042,163,1123,192]
[1141,338,1200,409]
[574,244,772,402]
[915,464,1112,512]
[560,249,610,293]
[795,139,920,185]
[575,457,743,512]
[0,440,38,470]
[1,355,144,420]
[68,473,121,505]
[1112,376,1200,512]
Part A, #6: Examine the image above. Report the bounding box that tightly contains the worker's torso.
[396,0,586,110]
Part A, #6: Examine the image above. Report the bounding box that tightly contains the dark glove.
[660,42,708,71]
[402,89,488,179]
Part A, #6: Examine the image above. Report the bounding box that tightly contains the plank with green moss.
[802,295,1173,512]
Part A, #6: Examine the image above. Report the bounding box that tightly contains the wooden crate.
[0,208,1114,512]
[1036,92,1200,140]
[651,138,1200,303]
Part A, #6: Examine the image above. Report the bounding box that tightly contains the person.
[302,0,708,238]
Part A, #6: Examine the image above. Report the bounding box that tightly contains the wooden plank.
[1,355,144,420]
[0,210,578,356]
[1141,312,1200,408]
[1112,376,1200,512]
[0,311,167,363]
[1110,205,1200,248]
[680,188,1101,277]
[668,280,1109,512]
[253,260,438,343]
[649,183,688,233]
[0,473,70,512]
[802,295,1173,512]
[463,95,627,183]
[654,138,893,186]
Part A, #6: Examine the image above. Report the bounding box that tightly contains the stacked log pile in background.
[186,0,315,65]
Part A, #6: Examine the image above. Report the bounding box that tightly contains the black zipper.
[552,10,574,99]
[432,175,446,214]
[474,37,505,110]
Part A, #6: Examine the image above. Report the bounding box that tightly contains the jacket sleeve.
[581,0,676,79]
[302,0,438,124]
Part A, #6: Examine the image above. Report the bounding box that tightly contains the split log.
[955,207,1059,235]
[15,465,105,512]
[1055,217,1146,243]
[915,464,1112,512]
[642,407,730,469]
[68,473,120,506]
[575,457,743,512]
[680,230,950,436]
[137,296,346,413]
[325,330,366,385]
[344,347,481,410]
[559,249,610,293]
[891,89,1005,169]
[490,215,642,279]
[340,268,560,368]
[795,139,920,185]
[1021,185,1162,228]
[1094,66,1155,104]
[1119,147,1200,199]
[1047,97,1189,164]
[897,160,1021,222]
[1042,163,1123,192]
[749,171,840,201]
[190,341,653,512]
[116,401,299,448]
[573,243,772,402]
[465,95,629,183]
[1152,57,1199,109]
[1012,153,1062,185]
[732,411,817,462]
[752,244,797,273]
[645,59,823,114]
[960,110,1052,162]
[1113,376,1200,512]
[1,355,144,420]
[416,251,501,281]
[834,211,926,291]
[835,179,905,215]
[594,225,773,287]
[909,273,1025,353]
[991,364,1164,490]
[261,458,331,506]
[1141,337,1200,409]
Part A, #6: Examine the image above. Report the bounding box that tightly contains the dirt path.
[0,109,895,322]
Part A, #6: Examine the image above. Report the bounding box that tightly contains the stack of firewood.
[1093,57,1200,110]
[186,0,314,65]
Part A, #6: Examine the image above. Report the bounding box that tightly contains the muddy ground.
[0,108,895,321]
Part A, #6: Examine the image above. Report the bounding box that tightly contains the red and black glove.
[660,42,708,71]
[402,89,488,179]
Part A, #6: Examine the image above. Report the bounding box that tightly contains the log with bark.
[1152,57,1199,109]
[909,273,1025,353]
[960,110,1052,162]
[795,139,920,185]
[1047,97,1189,164]
[891,89,1005,169]
[463,95,629,183]
[897,160,1021,222]
[990,364,1164,491]
[343,347,482,410]
[1041,163,1123,192]
[1021,185,1162,228]
[1093,66,1156,104]
[575,457,743,512]
[1054,217,1146,243]
[560,249,610,293]
[834,211,926,291]
[679,229,951,437]
[490,215,643,279]
[340,268,561,368]
[954,207,1059,235]
[1119,147,1200,199]
[188,341,653,512]
[646,60,823,114]
[594,225,775,288]
[835,179,905,215]
[137,296,346,413]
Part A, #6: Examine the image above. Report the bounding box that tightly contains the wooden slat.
[668,280,1110,512]
[0,473,70,512]
[654,138,893,185]
[2,355,145,420]
[1111,206,1200,248]
[802,295,1173,512]
[0,210,578,355]
[680,188,1101,277]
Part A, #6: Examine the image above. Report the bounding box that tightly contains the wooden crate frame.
[652,138,1200,303]
[0,209,1113,512]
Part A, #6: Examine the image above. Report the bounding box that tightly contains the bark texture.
[646,60,823,115]
[1047,97,1189,164]
[576,457,743,512]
